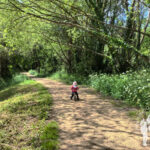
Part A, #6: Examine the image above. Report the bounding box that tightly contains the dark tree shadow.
[0,84,38,102]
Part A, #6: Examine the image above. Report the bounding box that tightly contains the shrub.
[89,69,150,110]
[29,69,38,76]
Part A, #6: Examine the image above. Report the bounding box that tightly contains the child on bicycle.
[70,81,79,100]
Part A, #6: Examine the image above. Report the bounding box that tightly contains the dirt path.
[24,73,149,150]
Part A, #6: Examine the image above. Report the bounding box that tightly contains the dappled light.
[0,0,150,149]
[24,73,150,150]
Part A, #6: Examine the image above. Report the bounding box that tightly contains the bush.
[29,69,38,76]
[122,70,150,109]
[89,73,128,99]
[89,69,150,110]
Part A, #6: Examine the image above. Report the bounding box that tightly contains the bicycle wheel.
[74,94,77,101]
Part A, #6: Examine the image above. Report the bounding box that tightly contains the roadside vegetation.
[0,75,59,150]
[89,69,150,110]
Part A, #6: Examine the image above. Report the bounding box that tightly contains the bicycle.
[73,93,77,101]
[73,93,79,101]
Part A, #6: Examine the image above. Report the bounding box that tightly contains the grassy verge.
[0,78,59,150]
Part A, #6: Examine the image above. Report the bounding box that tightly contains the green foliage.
[0,0,150,76]
[89,73,128,99]
[0,74,29,90]
[50,70,88,85]
[29,69,53,77]
[89,69,150,110]
[123,70,150,110]
[29,69,38,76]
[140,31,150,57]
[146,0,150,4]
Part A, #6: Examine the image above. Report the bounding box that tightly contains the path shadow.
[59,128,135,150]
[24,73,144,150]
[0,84,38,102]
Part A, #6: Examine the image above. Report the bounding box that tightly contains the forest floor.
[24,72,149,150]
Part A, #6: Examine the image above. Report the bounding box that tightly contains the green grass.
[0,79,59,150]
[39,121,59,150]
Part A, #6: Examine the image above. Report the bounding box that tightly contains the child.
[70,81,79,100]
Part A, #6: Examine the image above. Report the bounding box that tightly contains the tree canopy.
[0,0,150,78]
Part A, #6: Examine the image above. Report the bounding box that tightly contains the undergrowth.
[89,69,150,110]
[49,70,88,85]
[0,74,29,90]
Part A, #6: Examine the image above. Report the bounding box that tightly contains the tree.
[0,0,149,76]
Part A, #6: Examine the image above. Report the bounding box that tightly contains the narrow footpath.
[24,73,149,150]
